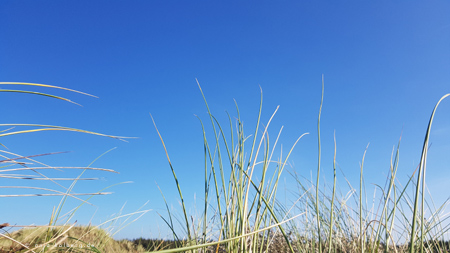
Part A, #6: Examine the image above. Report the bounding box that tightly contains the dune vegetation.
[1,81,449,252]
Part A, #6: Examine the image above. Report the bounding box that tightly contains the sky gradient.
[1,1,450,240]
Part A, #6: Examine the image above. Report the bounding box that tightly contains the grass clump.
[0,226,145,253]
[150,80,307,252]
[149,79,450,253]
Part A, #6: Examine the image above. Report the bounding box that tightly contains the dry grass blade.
[0,124,133,141]
[0,82,98,98]
[0,232,35,253]
[0,151,69,164]
[0,175,100,180]
[1,192,112,197]
[0,186,105,205]
[0,167,118,173]
[0,89,82,106]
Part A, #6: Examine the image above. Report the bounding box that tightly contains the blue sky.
[1,1,450,240]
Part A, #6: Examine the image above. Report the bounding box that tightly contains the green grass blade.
[316,75,324,253]
[150,114,192,246]
[409,93,450,253]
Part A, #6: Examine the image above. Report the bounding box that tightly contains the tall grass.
[150,80,307,253]
[150,80,450,253]
[3,80,450,253]
[286,87,450,253]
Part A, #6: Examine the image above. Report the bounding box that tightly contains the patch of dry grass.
[0,226,145,253]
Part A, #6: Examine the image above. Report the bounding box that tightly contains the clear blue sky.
[1,1,450,240]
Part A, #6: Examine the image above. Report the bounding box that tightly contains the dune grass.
[150,80,307,253]
[148,80,450,253]
[2,80,450,252]
[0,225,146,253]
